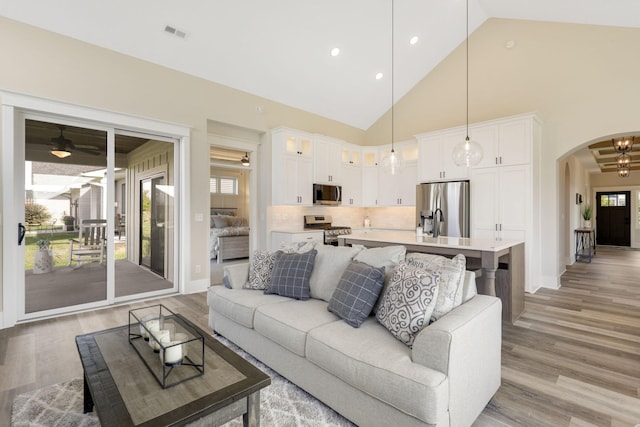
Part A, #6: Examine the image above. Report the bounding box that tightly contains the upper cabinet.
[340,143,362,206]
[361,148,380,207]
[473,118,531,168]
[417,113,539,181]
[417,131,468,182]
[377,141,418,207]
[314,136,342,184]
[272,127,314,206]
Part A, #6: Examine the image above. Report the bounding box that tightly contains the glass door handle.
[18,222,26,245]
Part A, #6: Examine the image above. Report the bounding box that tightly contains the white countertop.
[271,229,325,234]
[339,230,523,252]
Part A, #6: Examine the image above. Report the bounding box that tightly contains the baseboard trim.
[187,278,210,294]
[537,274,561,290]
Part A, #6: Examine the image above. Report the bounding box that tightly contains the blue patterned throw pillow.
[328,261,385,328]
[266,249,317,300]
[376,262,440,347]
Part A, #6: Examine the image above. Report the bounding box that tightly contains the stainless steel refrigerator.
[416,181,470,237]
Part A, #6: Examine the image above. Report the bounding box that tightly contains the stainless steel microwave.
[313,184,342,205]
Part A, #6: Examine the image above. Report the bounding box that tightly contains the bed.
[210,209,250,263]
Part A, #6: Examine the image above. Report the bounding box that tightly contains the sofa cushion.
[327,261,385,328]
[306,318,449,424]
[376,262,440,347]
[266,249,317,300]
[309,245,363,302]
[208,286,290,329]
[254,299,339,357]
[405,252,466,322]
[247,250,276,290]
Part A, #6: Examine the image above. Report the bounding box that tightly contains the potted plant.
[33,239,53,274]
[63,215,75,231]
[581,203,592,229]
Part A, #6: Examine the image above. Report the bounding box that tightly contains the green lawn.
[25,232,126,270]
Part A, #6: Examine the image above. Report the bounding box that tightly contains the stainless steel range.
[304,215,352,246]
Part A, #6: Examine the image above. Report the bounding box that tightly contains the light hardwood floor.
[1,247,639,426]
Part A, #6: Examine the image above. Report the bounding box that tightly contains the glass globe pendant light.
[452,0,483,167]
[381,0,404,176]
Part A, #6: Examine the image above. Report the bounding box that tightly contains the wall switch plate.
[195,264,201,273]
[195,213,203,222]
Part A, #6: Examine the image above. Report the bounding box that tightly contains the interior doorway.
[596,191,631,246]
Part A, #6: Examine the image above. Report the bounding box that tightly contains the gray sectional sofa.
[207,244,502,427]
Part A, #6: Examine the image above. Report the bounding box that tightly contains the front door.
[596,191,630,246]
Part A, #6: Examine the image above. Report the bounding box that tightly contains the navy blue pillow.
[328,261,385,327]
[265,249,317,300]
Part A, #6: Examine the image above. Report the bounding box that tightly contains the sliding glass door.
[23,119,108,314]
[140,175,166,276]
[10,114,179,321]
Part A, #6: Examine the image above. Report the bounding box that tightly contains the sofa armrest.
[223,262,250,289]
[412,295,502,427]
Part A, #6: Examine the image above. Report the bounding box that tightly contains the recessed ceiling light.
[409,36,419,45]
[375,72,384,80]
[330,47,340,57]
[505,40,516,49]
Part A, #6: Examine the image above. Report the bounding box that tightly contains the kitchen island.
[339,231,524,323]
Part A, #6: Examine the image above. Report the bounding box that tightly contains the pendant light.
[240,152,250,166]
[381,0,403,176]
[612,136,634,154]
[452,0,483,167]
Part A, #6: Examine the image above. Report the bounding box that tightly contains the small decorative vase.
[583,220,592,229]
[33,249,53,274]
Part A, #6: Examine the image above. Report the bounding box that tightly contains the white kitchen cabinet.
[471,165,529,241]
[473,116,533,168]
[341,144,361,167]
[378,160,417,206]
[272,127,314,205]
[376,142,418,206]
[314,137,342,184]
[417,131,469,182]
[341,161,361,206]
[361,148,380,206]
[271,231,324,251]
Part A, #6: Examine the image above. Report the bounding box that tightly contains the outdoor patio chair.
[68,219,107,266]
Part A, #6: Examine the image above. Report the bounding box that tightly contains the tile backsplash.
[270,205,415,231]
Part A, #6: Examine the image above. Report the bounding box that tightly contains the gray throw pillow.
[246,250,276,290]
[376,262,440,347]
[328,261,385,328]
[212,215,229,228]
[266,249,317,300]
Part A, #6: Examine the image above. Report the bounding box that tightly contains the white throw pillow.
[309,245,364,302]
[404,252,466,322]
[353,245,406,270]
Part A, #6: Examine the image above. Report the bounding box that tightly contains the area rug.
[11,336,354,427]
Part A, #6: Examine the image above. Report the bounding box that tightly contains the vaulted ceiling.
[1,0,639,131]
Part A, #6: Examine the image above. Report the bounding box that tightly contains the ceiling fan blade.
[74,146,102,156]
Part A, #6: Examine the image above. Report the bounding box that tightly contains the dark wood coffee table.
[76,314,270,426]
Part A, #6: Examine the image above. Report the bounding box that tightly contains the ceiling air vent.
[164,25,187,39]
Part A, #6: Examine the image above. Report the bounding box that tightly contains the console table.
[575,228,596,263]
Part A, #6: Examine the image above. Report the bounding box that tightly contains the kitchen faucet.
[433,208,444,238]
